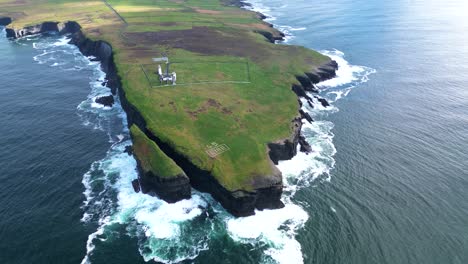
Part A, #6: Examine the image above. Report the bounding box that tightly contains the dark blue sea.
[1,0,467,263]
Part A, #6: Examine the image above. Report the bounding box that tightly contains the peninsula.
[0,0,337,217]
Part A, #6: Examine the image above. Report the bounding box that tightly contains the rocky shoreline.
[1,12,337,217]
[230,0,338,164]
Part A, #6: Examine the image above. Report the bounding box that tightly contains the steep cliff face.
[137,165,191,203]
[268,117,302,164]
[268,59,338,164]
[2,19,337,217]
[5,21,60,38]
[130,125,191,203]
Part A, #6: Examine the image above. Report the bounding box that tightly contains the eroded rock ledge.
[2,18,337,217]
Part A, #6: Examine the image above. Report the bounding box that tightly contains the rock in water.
[299,136,313,153]
[124,145,133,156]
[95,95,114,107]
[300,109,314,123]
[318,98,330,108]
[132,179,141,193]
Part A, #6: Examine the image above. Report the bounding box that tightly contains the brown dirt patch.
[159,22,178,27]
[194,8,223,15]
[185,98,233,119]
[222,107,232,114]
[168,101,178,112]
[206,98,222,108]
[124,27,269,61]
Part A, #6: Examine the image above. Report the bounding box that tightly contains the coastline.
[0,1,337,217]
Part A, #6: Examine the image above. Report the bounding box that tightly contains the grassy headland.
[0,0,334,215]
[131,125,185,179]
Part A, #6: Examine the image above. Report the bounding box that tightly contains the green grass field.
[141,61,250,86]
[1,0,331,192]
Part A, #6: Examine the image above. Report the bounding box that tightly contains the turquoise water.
[1,0,468,263]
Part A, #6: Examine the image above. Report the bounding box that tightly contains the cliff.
[130,125,191,202]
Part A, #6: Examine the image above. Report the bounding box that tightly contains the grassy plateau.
[1,0,331,192]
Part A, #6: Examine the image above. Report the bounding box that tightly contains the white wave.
[52,36,71,46]
[227,202,309,264]
[33,50,55,61]
[318,49,376,88]
[242,0,272,16]
[290,27,307,31]
[279,49,375,192]
[51,62,66,67]
[116,134,124,142]
[81,216,111,264]
[278,119,336,193]
[80,141,211,263]
[90,100,112,110]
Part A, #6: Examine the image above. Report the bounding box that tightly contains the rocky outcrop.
[255,29,286,43]
[95,95,114,107]
[124,145,133,156]
[317,97,330,107]
[291,60,338,101]
[135,159,191,203]
[5,21,60,38]
[299,135,312,153]
[268,59,338,164]
[268,117,302,164]
[306,60,339,83]
[132,179,141,193]
[300,109,314,123]
[130,125,192,204]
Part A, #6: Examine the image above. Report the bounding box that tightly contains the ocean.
[0,0,467,263]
